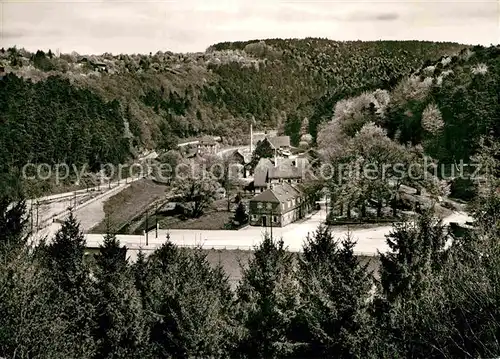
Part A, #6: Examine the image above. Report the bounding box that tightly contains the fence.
[92,239,379,256]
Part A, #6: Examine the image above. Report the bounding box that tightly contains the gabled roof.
[199,136,217,145]
[269,158,309,179]
[185,148,199,158]
[250,189,280,203]
[254,158,274,187]
[229,149,247,164]
[267,136,290,149]
[250,183,302,204]
[236,149,252,164]
[253,157,310,187]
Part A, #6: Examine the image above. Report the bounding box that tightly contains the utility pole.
[270,206,273,240]
[36,200,39,230]
[325,191,328,218]
[145,209,149,246]
[30,201,34,233]
[155,202,158,239]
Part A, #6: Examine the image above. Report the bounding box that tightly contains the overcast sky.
[1,0,499,55]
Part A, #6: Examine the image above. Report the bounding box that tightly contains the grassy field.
[157,198,239,231]
[159,210,233,230]
[90,179,169,233]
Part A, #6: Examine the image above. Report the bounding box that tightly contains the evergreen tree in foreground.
[0,195,28,256]
[0,196,66,358]
[295,225,374,358]
[42,212,97,358]
[93,232,149,359]
[147,242,235,358]
[374,211,449,357]
[235,234,301,358]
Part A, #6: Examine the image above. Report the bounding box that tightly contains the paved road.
[80,208,473,256]
[31,152,155,203]
[31,175,154,242]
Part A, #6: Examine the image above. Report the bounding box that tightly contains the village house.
[266,136,291,152]
[251,157,310,193]
[227,149,252,178]
[197,136,219,155]
[248,183,311,227]
[251,130,278,146]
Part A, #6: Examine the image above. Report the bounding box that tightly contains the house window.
[281,203,285,211]
[251,215,257,221]
[257,202,263,209]
[288,200,291,208]
[266,203,272,210]
[273,215,278,223]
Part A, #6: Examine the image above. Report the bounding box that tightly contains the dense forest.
[0,40,463,177]
[317,45,500,203]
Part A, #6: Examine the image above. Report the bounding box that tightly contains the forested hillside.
[317,44,500,202]
[1,39,464,161]
[318,45,500,167]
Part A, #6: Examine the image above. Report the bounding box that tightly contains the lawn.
[159,210,233,230]
[90,179,169,234]
[157,198,238,230]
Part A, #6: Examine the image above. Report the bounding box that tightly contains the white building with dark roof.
[248,183,310,227]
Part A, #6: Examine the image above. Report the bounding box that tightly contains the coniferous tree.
[0,196,67,358]
[295,225,374,358]
[378,211,448,303]
[374,211,449,357]
[235,234,300,358]
[133,248,150,308]
[0,195,28,257]
[92,233,149,359]
[42,212,97,358]
[233,201,248,226]
[147,242,235,358]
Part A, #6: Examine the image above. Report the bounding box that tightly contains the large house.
[227,149,252,178]
[248,183,310,227]
[252,157,310,193]
[197,136,219,155]
[266,136,290,151]
[252,130,278,146]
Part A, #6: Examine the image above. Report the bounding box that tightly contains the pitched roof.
[185,147,199,158]
[250,183,302,204]
[267,136,290,149]
[253,157,310,187]
[236,149,252,163]
[250,189,280,203]
[254,158,274,187]
[269,158,309,179]
[199,136,217,145]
